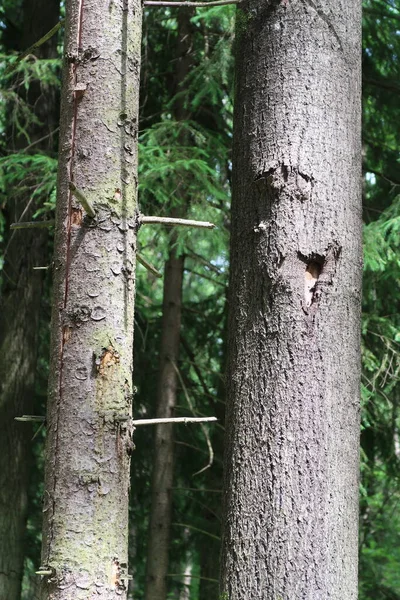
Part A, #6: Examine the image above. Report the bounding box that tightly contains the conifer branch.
[140,215,215,229]
[5,20,65,75]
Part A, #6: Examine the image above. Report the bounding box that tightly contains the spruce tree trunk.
[144,12,193,600]
[39,1,141,599]
[221,2,362,599]
[0,2,59,598]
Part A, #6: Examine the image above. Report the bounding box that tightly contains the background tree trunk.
[39,1,141,598]
[144,11,193,600]
[221,1,362,599]
[0,2,59,598]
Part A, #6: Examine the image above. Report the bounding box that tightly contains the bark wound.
[63,326,72,344]
[299,245,341,313]
[96,346,120,377]
[111,557,126,590]
[304,260,322,308]
[71,207,83,226]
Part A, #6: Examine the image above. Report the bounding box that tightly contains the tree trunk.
[221,2,362,599]
[144,12,194,600]
[144,248,184,600]
[39,1,141,598]
[0,2,59,598]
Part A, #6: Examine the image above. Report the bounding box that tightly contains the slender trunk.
[144,11,193,600]
[39,1,141,598]
[0,2,59,598]
[221,2,362,599]
[144,247,184,600]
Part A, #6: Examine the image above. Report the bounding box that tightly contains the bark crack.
[302,0,344,53]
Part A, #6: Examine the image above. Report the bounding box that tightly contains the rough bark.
[39,1,141,599]
[144,12,193,600]
[221,1,362,599]
[0,2,59,598]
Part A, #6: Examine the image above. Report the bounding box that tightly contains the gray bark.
[39,1,142,599]
[144,13,193,600]
[221,2,362,599]
[0,2,59,598]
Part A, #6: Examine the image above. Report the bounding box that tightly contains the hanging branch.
[10,221,55,230]
[5,20,65,75]
[145,0,239,6]
[140,215,215,229]
[171,360,215,475]
[136,253,163,278]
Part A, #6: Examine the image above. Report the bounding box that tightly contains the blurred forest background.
[0,0,399,598]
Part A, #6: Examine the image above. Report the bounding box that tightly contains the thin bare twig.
[132,416,217,426]
[145,0,239,6]
[172,522,220,541]
[136,253,162,278]
[10,220,55,230]
[172,486,222,493]
[140,215,215,229]
[15,415,46,422]
[167,573,218,583]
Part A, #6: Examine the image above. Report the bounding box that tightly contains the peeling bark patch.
[96,346,120,377]
[110,558,128,590]
[63,326,72,343]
